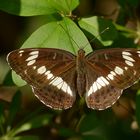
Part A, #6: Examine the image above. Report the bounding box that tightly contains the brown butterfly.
[7,48,140,110]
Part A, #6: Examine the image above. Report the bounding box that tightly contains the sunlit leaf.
[1,135,39,140]
[79,16,118,46]
[10,114,52,136]
[48,0,79,15]
[0,0,56,16]
[11,17,92,86]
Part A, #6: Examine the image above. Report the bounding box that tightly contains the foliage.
[0,0,140,139]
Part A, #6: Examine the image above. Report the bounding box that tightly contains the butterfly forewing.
[7,48,77,109]
[85,48,140,110]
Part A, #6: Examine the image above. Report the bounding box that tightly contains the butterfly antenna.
[59,18,109,51]
[58,19,81,51]
[82,27,109,49]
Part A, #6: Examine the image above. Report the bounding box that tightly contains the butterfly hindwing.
[32,66,77,109]
[85,61,122,110]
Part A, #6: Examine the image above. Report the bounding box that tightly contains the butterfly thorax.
[76,49,86,97]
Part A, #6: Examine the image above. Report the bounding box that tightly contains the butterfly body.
[76,49,87,97]
[7,48,140,110]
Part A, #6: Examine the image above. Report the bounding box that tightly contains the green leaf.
[1,136,39,140]
[12,71,27,87]
[78,16,118,46]
[12,17,92,86]
[21,17,91,53]
[110,33,137,48]
[58,127,76,137]
[82,135,106,140]
[0,103,4,123]
[7,91,21,127]
[0,0,79,16]
[114,24,135,33]
[48,0,79,15]
[0,0,57,16]
[114,23,136,38]
[13,136,39,140]
[3,71,15,86]
[9,114,52,136]
[136,90,140,127]
[118,0,139,7]
[0,103,5,135]
[79,112,99,133]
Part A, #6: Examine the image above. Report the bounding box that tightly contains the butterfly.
[7,48,140,110]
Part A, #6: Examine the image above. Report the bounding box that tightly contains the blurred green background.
[1,0,140,140]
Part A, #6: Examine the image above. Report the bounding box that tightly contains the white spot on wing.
[114,66,124,75]
[19,53,23,57]
[137,51,140,57]
[24,70,27,74]
[47,73,54,79]
[125,67,128,70]
[26,54,38,61]
[123,55,135,62]
[125,60,134,66]
[107,74,114,80]
[107,71,116,80]
[122,51,132,56]
[37,66,46,74]
[49,76,73,96]
[88,86,93,96]
[87,76,109,96]
[29,51,39,55]
[50,77,63,86]
[96,82,102,90]
[45,70,50,75]
[61,82,68,93]
[56,82,63,89]
[67,86,72,96]
[53,53,57,59]
[93,82,98,92]
[19,50,24,57]
[104,54,108,60]
[87,81,101,96]
[100,76,109,85]
[97,77,106,86]
[19,50,24,53]
[27,60,36,66]
[44,70,54,80]
[33,66,37,69]
[110,71,116,76]
[134,70,136,75]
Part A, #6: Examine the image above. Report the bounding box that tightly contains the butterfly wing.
[7,48,76,109]
[85,48,140,110]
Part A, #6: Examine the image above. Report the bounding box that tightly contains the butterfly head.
[78,49,85,58]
